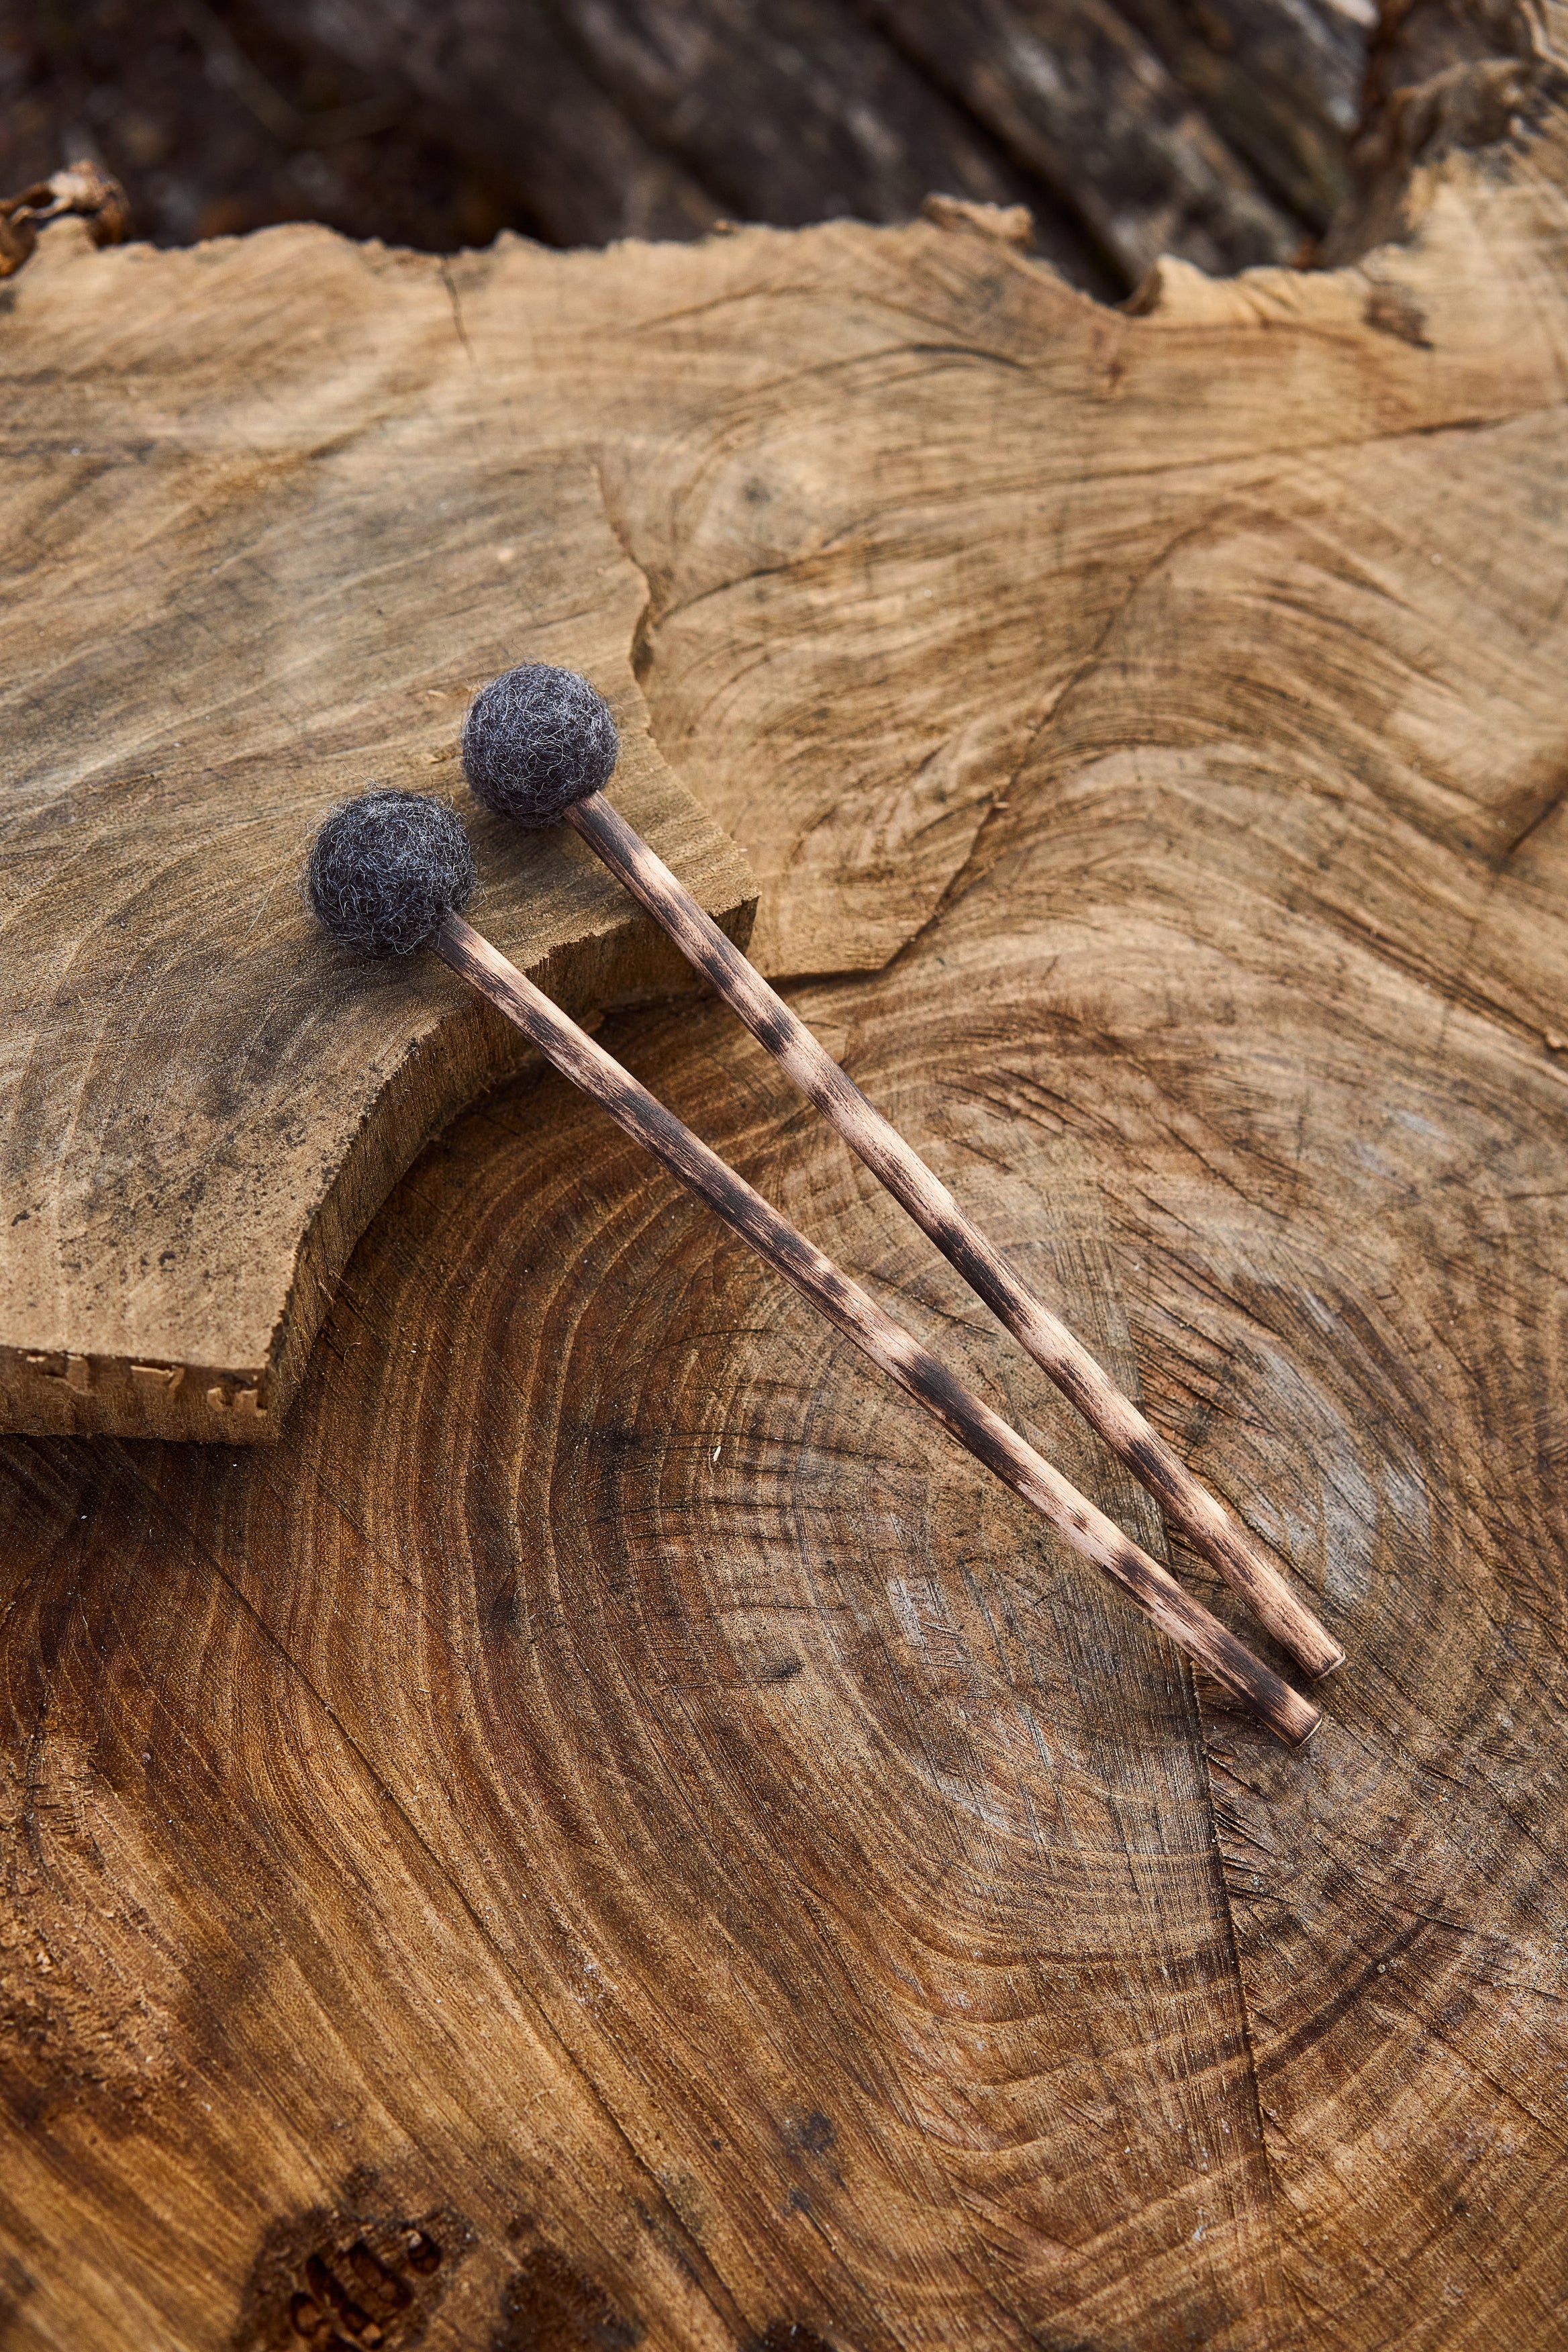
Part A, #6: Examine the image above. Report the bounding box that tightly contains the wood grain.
[434,910,1317,1743]
[4,3,1568,2341]
[11,0,1562,1440]
[569,786,1341,1679]
[0,227,753,1442]
[6,756,1565,2338]
[0,1019,1299,2352]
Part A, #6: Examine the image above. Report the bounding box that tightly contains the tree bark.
[258,0,1365,283]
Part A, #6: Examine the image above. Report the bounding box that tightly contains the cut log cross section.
[434,909,1320,1745]
[5,9,1568,2342]
[567,784,1343,1678]
[0,340,755,1439]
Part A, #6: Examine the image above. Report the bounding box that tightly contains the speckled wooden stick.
[566,789,1343,1682]
[435,914,1318,1747]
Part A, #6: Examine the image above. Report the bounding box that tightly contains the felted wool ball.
[461,664,620,828]
[306,787,475,955]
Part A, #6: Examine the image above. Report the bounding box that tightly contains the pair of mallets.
[307,665,1340,1745]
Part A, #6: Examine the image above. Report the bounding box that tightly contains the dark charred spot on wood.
[603,1420,646,1455]
[751,1000,795,1057]
[489,2247,639,2351]
[761,1651,803,1682]
[1123,1432,1173,1494]
[747,2325,837,2352]
[10,2082,49,2132]
[489,1573,522,1636]
[1363,285,1433,348]
[786,2110,836,2155]
[1108,1545,1162,1604]
[347,2243,414,2308]
[230,2201,468,2352]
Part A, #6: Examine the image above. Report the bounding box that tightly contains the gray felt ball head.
[461,664,620,828]
[306,787,475,956]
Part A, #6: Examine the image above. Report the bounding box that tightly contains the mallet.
[459,666,1344,1682]
[306,790,1318,1744]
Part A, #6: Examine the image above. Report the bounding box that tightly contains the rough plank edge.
[0,881,757,1444]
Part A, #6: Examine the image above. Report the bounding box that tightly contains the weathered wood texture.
[435,910,1320,1743]
[5,1,1568,2345]
[0,232,754,1438]
[567,786,1341,1680]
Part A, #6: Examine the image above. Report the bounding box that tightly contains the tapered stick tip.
[1279,1686,1322,1745]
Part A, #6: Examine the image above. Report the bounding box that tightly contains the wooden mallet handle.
[565,790,1343,1681]
[434,914,1319,1747]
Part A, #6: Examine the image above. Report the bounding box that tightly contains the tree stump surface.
[4,7,1568,2347]
[0,222,755,1440]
